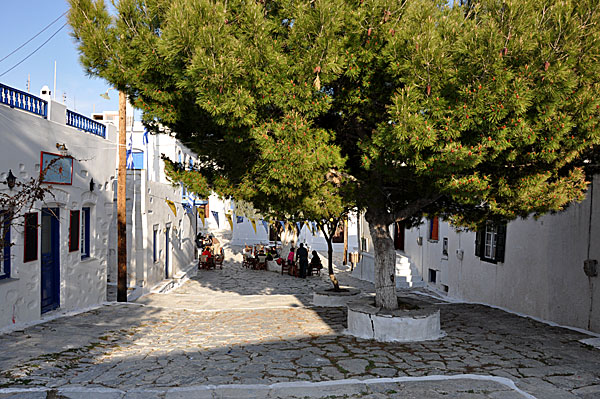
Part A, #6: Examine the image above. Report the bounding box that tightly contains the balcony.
[66,109,106,138]
[0,83,47,118]
[1,82,107,139]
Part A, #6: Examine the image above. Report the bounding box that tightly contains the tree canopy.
[69,0,600,308]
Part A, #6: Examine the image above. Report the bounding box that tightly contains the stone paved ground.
[0,248,599,398]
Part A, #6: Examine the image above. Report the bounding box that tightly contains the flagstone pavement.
[0,247,599,398]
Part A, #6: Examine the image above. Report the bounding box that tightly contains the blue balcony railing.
[66,109,106,139]
[0,83,47,118]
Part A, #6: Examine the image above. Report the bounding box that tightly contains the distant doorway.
[41,208,60,313]
[269,225,280,242]
[394,221,405,251]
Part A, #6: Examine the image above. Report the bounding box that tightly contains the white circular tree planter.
[346,297,443,342]
[312,287,361,307]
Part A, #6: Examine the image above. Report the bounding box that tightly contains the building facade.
[0,83,208,331]
[91,114,202,300]
[0,84,117,330]
[354,176,600,333]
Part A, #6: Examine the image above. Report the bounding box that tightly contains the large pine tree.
[70,0,600,309]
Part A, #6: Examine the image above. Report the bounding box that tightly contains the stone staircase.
[395,253,425,288]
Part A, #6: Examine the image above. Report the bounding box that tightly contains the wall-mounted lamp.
[4,170,16,190]
[56,143,68,156]
[89,178,95,192]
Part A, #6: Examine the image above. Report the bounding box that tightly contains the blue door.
[41,208,60,313]
[165,226,170,278]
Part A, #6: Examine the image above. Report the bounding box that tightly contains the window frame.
[475,221,507,264]
[23,212,38,262]
[442,237,449,257]
[428,216,439,242]
[69,210,80,253]
[152,225,159,263]
[81,207,90,259]
[1,210,11,280]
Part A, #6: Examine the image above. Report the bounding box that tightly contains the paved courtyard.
[0,248,599,398]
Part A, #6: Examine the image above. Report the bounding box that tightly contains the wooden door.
[394,221,404,251]
[41,208,60,313]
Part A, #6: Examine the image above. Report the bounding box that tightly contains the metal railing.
[66,109,106,139]
[0,83,47,118]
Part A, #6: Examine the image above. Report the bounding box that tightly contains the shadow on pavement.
[0,290,598,399]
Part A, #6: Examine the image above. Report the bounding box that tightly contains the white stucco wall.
[144,178,197,286]
[100,116,202,299]
[0,97,117,330]
[401,176,600,333]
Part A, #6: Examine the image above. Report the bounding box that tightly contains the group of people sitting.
[241,242,323,277]
[196,233,224,269]
[242,244,278,270]
[286,243,323,278]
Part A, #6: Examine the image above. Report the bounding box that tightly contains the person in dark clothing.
[296,243,309,278]
[309,250,322,275]
[195,233,205,249]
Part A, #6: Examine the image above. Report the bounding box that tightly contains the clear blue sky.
[0,0,119,117]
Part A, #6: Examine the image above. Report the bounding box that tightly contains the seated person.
[195,233,205,248]
[202,247,213,258]
[310,250,323,272]
[256,250,267,268]
[243,245,252,257]
[209,235,220,253]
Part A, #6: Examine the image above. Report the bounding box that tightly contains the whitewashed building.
[0,83,117,330]
[353,176,600,333]
[91,112,203,299]
[0,81,213,331]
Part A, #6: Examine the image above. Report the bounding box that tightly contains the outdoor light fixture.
[100,88,114,100]
[56,143,68,156]
[89,178,95,192]
[4,170,16,189]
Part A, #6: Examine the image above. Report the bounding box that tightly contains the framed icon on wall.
[40,152,73,185]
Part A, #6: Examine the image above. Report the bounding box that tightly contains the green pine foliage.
[70,0,600,307]
[69,0,600,228]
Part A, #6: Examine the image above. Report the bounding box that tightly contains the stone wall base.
[346,297,444,342]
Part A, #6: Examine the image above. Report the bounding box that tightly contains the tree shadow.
[0,299,596,397]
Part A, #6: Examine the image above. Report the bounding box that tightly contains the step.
[396,279,426,289]
[395,274,425,283]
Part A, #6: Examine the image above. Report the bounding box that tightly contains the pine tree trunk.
[365,206,398,310]
[326,236,340,290]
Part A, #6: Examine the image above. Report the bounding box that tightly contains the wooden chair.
[199,254,210,270]
[256,255,267,270]
[288,260,298,277]
[279,258,289,275]
[242,253,252,268]
[308,262,321,276]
